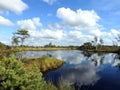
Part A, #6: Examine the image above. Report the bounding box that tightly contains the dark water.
[18,50,120,90]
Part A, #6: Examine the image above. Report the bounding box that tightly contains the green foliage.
[15,29,29,36]
[79,42,95,50]
[12,29,30,46]
[0,55,58,90]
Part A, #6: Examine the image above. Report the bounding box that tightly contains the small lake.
[17,50,120,90]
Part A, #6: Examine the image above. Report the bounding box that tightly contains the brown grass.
[23,55,65,72]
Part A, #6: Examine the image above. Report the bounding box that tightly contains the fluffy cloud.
[89,29,103,36]
[0,0,28,14]
[17,17,42,30]
[0,0,28,26]
[40,29,65,40]
[57,7,100,28]
[17,17,65,44]
[69,31,82,39]
[111,29,120,36]
[28,29,65,40]
[0,16,13,26]
[56,7,104,38]
[42,0,57,5]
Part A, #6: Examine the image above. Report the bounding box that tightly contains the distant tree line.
[79,36,120,53]
[44,42,56,48]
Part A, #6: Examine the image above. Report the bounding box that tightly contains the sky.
[0,0,120,46]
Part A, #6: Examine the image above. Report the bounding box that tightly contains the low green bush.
[0,55,73,90]
[0,55,57,90]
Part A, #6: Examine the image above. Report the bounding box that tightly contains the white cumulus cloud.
[57,7,100,28]
[56,7,104,38]
[0,0,28,14]
[69,31,82,39]
[0,16,13,26]
[17,17,65,45]
[111,29,120,36]
[17,17,42,30]
[40,29,65,40]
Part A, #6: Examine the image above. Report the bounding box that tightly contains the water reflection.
[88,53,120,67]
[16,50,120,89]
[60,63,100,87]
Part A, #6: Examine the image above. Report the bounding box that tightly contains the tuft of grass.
[23,55,65,72]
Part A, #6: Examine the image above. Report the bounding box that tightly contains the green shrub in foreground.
[0,55,57,90]
[0,55,74,90]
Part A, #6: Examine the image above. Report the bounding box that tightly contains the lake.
[17,50,120,90]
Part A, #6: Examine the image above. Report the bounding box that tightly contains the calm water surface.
[18,50,120,90]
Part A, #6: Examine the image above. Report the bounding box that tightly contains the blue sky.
[0,0,120,46]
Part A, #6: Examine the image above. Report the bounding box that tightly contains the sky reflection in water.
[18,50,120,90]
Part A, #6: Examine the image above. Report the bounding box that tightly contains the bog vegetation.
[23,55,65,72]
[0,55,53,90]
[0,55,74,90]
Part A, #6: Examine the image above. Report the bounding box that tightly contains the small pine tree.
[0,55,51,90]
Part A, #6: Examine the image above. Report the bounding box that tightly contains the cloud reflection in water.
[60,63,100,87]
